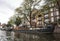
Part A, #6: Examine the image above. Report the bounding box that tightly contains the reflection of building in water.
[5,31,14,41]
[13,32,40,41]
[12,32,58,41]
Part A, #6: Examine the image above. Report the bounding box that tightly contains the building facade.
[32,2,60,27]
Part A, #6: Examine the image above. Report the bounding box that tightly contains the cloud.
[0,0,23,24]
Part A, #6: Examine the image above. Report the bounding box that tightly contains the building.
[31,2,60,27]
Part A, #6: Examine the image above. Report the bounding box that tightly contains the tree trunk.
[30,10,32,28]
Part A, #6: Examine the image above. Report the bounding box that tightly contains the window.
[56,11,59,15]
[50,8,53,11]
[37,22,42,25]
[52,3,54,6]
[51,12,53,16]
[44,19,49,24]
[56,8,58,10]
[38,17,42,20]
[45,19,49,22]
[45,14,48,17]
[54,7,58,10]
[51,17,54,22]
[57,17,59,20]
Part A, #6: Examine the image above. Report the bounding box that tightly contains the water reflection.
[13,32,40,41]
[0,30,60,41]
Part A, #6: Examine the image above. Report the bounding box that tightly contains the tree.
[15,7,30,22]
[22,0,41,27]
[15,0,41,28]
[6,21,12,27]
[14,16,21,26]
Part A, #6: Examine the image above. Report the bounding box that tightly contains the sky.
[0,0,23,24]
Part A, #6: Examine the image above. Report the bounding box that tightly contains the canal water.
[0,30,60,41]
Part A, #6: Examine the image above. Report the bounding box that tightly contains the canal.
[0,30,60,41]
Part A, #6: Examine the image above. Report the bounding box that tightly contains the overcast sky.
[0,0,23,24]
[0,0,44,24]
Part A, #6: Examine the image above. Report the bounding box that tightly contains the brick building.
[31,2,60,27]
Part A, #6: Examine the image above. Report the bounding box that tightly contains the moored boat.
[13,25,55,33]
